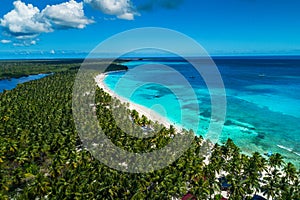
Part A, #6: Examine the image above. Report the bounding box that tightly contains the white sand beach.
[95,73,183,131]
[95,72,277,200]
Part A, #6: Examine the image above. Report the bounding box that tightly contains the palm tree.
[228,177,246,200]
[203,163,221,199]
[283,162,297,183]
[280,183,298,199]
[262,168,282,199]
[1,63,298,200]
[243,152,266,195]
[269,153,284,169]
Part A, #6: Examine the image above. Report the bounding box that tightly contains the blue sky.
[0,0,300,58]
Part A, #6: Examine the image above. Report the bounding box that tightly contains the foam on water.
[277,145,293,152]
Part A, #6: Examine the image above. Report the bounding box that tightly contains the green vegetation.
[0,60,83,80]
[0,59,128,80]
[0,66,299,199]
[104,63,128,72]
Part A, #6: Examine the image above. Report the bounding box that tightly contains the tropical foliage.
[0,65,299,199]
[0,60,83,80]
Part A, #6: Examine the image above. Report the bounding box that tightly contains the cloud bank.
[84,0,139,20]
[0,39,12,44]
[0,0,184,46]
[0,1,52,38]
[0,0,94,44]
[42,0,94,29]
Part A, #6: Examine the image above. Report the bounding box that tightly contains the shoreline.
[95,73,183,131]
[94,71,292,200]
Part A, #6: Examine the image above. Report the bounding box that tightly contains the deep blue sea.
[0,74,49,92]
[104,57,300,167]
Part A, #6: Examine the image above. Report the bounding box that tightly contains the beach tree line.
[0,66,299,199]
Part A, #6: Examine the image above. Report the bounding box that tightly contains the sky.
[0,0,300,59]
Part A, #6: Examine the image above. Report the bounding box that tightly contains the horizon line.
[1,54,300,61]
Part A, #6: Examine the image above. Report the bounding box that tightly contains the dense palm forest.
[0,59,126,80]
[0,60,83,80]
[0,63,299,199]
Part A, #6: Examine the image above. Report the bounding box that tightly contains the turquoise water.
[104,58,300,167]
[0,74,49,93]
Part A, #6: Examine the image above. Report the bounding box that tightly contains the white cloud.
[117,12,135,20]
[84,0,138,20]
[0,1,52,37]
[12,39,37,46]
[0,39,12,44]
[50,49,55,54]
[42,0,94,29]
[0,0,93,43]
[30,40,37,45]
[16,34,39,40]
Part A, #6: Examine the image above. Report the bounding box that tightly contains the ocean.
[104,57,300,167]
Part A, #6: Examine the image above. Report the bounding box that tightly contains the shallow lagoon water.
[0,74,49,92]
[104,58,300,167]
